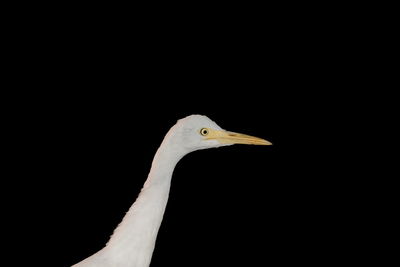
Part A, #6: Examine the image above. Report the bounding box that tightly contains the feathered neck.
[101,134,185,266]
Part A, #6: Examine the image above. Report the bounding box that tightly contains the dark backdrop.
[7,5,360,266]
[21,93,341,267]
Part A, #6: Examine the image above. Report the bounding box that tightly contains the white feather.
[72,115,269,267]
[72,115,224,267]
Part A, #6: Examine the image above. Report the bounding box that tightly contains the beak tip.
[262,140,272,146]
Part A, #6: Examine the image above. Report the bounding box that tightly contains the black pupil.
[202,129,208,135]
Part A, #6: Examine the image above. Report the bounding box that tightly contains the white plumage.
[72,115,271,267]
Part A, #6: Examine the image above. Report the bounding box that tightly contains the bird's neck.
[102,140,184,266]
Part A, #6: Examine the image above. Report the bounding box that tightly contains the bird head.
[167,115,271,154]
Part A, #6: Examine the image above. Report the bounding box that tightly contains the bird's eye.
[200,128,209,136]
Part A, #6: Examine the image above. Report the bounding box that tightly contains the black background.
[4,4,369,266]
[20,94,346,267]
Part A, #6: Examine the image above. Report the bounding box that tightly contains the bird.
[72,114,271,267]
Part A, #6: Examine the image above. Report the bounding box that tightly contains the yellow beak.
[205,129,272,145]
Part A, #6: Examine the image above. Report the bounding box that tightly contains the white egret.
[72,115,271,267]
